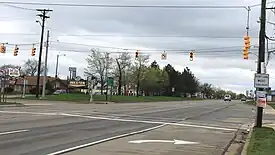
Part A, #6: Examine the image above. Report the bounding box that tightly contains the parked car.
[224,94,232,101]
[53,89,67,95]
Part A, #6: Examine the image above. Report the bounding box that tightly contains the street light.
[55,53,66,88]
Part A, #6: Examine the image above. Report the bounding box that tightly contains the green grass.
[19,93,203,103]
[268,104,275,109]
[247,127,275,155]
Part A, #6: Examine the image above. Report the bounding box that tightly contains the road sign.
[69,67,76,72]
[254,73,269,88]
[257,97,266,108]
[107,77,114,87]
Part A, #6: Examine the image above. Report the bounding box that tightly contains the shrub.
[4,87,14,93]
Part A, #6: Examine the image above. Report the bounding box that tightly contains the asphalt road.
[0,100,255,155]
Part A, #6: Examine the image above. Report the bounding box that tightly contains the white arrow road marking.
[0,129,29,136]
[128,139,199,145]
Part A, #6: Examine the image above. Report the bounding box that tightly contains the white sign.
[257,97,266,108]
[128,139,199,145]
[8,68,20,77]
[256,91,266,98]
[254,73,269,88]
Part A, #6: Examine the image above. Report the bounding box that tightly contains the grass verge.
[268,104,275,109]
[244,100,256,106]
[247,127,275,155]
[17,93,203,103]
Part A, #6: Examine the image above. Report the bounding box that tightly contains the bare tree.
[85,49,113,95]
[22,59,45,76]
[115,52,131,95]
[131,55,149,97]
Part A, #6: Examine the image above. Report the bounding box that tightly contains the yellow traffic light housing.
[189,51,194,61]
[0,44,6,53]
[243,48,248,60]
[13,45,19,56]
[31,47,36,56]
[244,35,251,49]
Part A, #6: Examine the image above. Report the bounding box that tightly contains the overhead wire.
[0,2,247,9]
[0,32,260,39]
[0,1,264,58]
[3,4,36,11]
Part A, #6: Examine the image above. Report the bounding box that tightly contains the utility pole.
[35,9,52,98]
[42,30,50,98]
[256,0,267,128]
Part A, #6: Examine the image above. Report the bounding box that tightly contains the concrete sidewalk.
[263,104,275,129]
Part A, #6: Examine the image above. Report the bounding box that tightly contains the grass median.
[19,93,203,103]
[247,127,275,155]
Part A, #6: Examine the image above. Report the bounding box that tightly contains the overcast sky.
[1,0,275,94]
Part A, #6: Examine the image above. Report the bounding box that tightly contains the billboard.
[8,68,20,77]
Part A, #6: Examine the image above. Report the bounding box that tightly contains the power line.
[0,32,260,39]
[0,2,246,9]
[52,41,248,51]
[3,4,36,11]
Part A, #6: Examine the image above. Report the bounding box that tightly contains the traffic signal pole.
[246,6,251,36]
[35,9,52,98]
[256,0,267,128]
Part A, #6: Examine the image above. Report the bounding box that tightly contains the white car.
[224,95,232,101]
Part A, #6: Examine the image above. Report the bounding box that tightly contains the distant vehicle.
[241,97,246,102]
[224,94,232,101]
[53,89,67,95]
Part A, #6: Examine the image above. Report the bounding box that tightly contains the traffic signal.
[243,47,248,60]
[0,44,6,53]
[31,47,36,56]
[189,51,194,61]
[161,51,167,60]
[135,50,139,58]
[244,35,251,49]
[243,35,250,60]
[13,45,19,56]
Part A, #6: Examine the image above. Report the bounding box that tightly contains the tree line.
[0,52,244,98]
[84,49,242,98]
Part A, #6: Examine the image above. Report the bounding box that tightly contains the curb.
[241,123,255,155]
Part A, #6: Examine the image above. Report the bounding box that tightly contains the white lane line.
[0,129,29,136]
[0,110,237,131]
[0,111,60,116]
[60,113,236,131]
[47,124,166,155]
